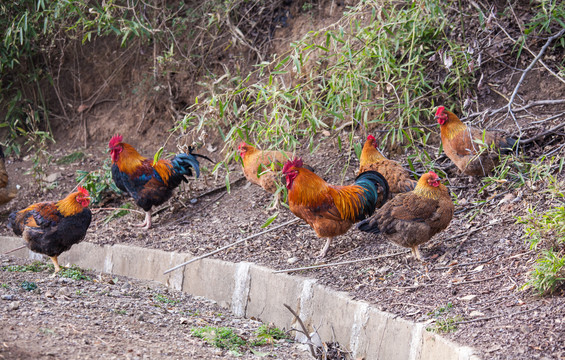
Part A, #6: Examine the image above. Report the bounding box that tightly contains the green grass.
[76,158,122,205]
[191,324,290,355]
[153,293,179,305]
[58,265,91,281]
[255,324,289,343]
[191,326,247,354]
[2,261,51,273]
[56,151,85,165]
[102,203,133,225]
[426,302,463,333]
[518,205,565,295]
[2,261,91,280]
[20,281,37,291]
[180,0,475,189]
[427,315,464,333]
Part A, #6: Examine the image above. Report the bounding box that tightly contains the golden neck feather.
[117,144,146,174]
[57,193,85,217]
[441,112,467,140]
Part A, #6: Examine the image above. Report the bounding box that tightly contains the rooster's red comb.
[282,157,303,174]
[367,135,376,142]
[109,134,123,149]
[435,106,445,117]
[77,186,89,196]
[427,170,438,179]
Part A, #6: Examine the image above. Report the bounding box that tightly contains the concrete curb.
[0,237,480,360]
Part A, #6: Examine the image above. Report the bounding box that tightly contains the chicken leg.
[411,246,423,261]
[318,238,332,258]
[50,256,61,274]
[133,211,152,230]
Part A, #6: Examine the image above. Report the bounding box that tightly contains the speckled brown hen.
[435,106,516,176]
[358,135,416,196]
[357,171,454,260]
[0,147,18,206]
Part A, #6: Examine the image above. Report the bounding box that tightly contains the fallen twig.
[163,218,300,274]
[3,245,27,255]
[457,306,540,325]
[192,176,246,201]
[520,121,565,145]
[502,28,565,114]
[434,254,498,271]
[92,207,145,215]
[454,274,504,286]
[273,250,409,274]
[283,304,316,358]
[441,220,503,243]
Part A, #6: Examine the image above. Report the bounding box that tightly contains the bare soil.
[1,1,565,359]
[0,256,311,360]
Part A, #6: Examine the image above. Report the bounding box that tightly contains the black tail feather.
[357,217,380,234]
[500,136,517,154]
[187,146,215,164]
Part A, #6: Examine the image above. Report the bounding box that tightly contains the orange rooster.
[0,146,18,206]
[283,157,389,257]
[358,135,416,195]
[357,171,453,260]
[8,187,92,273]
[435,106,516,176]
[109,135,209,229]
[238,142,292,194]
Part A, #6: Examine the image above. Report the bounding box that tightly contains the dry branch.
[3,245,27,255]
[283,304,316,358]
[457,306,540,325]
[163,218,299,274]
[274,250,409,274]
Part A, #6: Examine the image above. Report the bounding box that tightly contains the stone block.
[245,264,305,330]
[182,257,236,308]
[59,241,108,272]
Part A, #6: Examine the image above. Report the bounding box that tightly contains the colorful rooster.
[8,187,92,273]
[109,135,209,229]
[283,157,389,257]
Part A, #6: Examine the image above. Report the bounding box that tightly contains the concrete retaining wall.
[0,236,480,360]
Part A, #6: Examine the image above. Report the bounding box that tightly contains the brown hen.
[435,106,516,176]
[358,135,416,196]
[357,171,453,260]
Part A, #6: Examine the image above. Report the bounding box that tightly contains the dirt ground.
[0,256,311,360]
[1,1,565,359]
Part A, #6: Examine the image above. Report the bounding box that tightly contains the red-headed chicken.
[238,142,292,194]
[283,157,389,257]
[358,135,416,195]
[8,187,91,273]
[435,106,516,176]
[109,135,208,230]
[0,146,18,206]
[357,171,453,260]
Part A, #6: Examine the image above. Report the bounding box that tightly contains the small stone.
[1,295,15,301]
[45,292,54,298]
[9,301,20,311]
[179,317,189,325]
[469,310,484,317]
[287,257,299,264]
[45,172,61,183]
[378,266,391,275]
[459,294,478,302]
